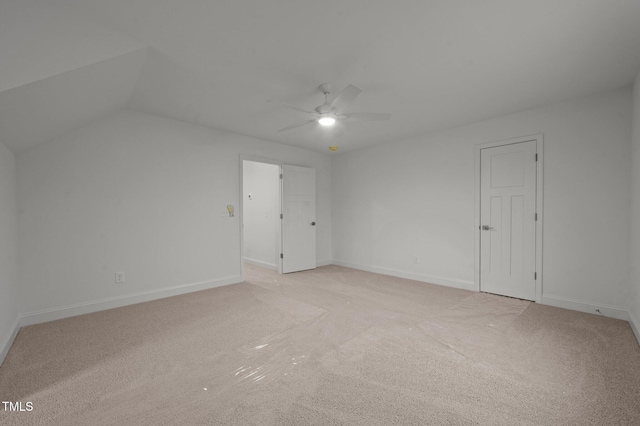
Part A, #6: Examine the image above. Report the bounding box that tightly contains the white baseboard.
[244,259,331,270]
[244,257,277,271]
[541,294,629,321]
[629,309,640,346]
[0,315,20,367]
[332,259,476,292]
[19,275,243,327]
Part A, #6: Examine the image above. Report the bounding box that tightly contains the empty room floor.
[1,264,639,425]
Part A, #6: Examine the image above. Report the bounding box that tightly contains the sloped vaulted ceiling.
[0,1,146,153]
[3,0,640,153]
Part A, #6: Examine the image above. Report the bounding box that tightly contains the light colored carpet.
[1,264,640,425]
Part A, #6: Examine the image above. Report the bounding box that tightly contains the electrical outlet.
[115,272,125,283]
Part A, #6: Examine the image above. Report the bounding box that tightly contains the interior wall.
[16,109,332,318]
[0,141,18,362]
[242,161,280,270]
[630,71,640,337]
[333,87,632,316]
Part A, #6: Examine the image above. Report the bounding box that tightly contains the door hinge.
[535,213,538,221]
[280,213,283,219]
[280,173,283,179]
[280,253,283,259]
[535,153,538,161]
[534,272,537,280]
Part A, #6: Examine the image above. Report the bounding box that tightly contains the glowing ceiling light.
[318,114,336,126]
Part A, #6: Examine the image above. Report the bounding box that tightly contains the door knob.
[481,225,495,231]
[311,222,316,226]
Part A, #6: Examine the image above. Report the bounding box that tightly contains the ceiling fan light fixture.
[318,114,336,126]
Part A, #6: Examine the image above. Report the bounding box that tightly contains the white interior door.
[480,141,537,300]
[281,165,316,273]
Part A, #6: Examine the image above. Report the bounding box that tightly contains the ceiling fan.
[273,83,391,132]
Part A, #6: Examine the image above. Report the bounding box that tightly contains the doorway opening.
[239,158,318,281]
[242,160,281,272]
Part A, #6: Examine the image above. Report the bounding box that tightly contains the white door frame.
[239,155,284,281]
[474,134,544,303]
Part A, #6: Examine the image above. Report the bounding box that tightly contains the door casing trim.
[474,134,544,303]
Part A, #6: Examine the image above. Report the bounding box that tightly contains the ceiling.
[2,0,640,154]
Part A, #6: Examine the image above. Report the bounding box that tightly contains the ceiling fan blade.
[278,119,317,132]
[330,84,362,111]
[269,100,316,115]
[342,112,391,121]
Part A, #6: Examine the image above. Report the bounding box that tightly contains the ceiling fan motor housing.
[315,104,334,114]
